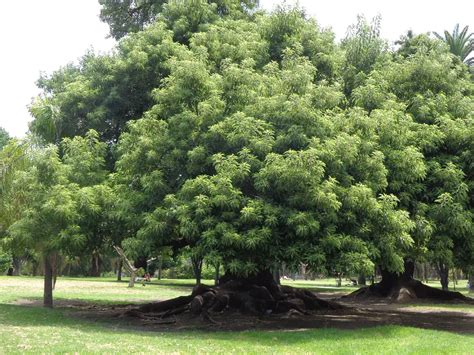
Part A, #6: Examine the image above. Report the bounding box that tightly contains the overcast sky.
[1,0,473,138]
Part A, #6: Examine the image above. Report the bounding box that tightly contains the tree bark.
[132,269,344,319]
[117,259,122,281]
[157,253,163,280]
[191,256,203,285]
[436,263,449,291]
[468,273,474,293]
[358,274,366,286]
[114,246,137,288]
[12,256,21,276]
[90,251,101,277]
[273,266,281,285]
[51,254,58,291]
[44,255,54,308]
[347,260,467,301]
[214,263,220,286]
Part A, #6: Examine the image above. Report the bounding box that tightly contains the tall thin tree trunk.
[157,253,163,280]
[468,273,474,293]
[90,251,101,277]
[117,259,122,281]
[44,255,54,308]
[214,263,220,286]
[358,274,366,286]
[191,256,203,285]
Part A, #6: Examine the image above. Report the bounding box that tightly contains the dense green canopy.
[2,2,473,303]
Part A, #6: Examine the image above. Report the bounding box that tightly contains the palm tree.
[434,24,473,66]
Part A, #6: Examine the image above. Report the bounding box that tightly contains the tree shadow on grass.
[0,304,474,353]
[1,298,473,337]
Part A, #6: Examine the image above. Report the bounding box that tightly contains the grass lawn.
[0,276,473,354]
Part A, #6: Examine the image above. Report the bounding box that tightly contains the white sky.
[1,0,473,138]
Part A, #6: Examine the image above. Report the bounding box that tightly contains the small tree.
[8,146,81,307]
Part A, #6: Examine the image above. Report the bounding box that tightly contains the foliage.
[19,3,474,285]
[434,24,474,66]
[0,127,9,150]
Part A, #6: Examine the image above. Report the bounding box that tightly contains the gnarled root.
[128,272,345,321]
[347,278,470,303]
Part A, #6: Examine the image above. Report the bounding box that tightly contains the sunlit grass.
[0,302,473,354]
[0,276,472,353]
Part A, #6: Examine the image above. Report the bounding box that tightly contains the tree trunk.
[90,252,101,277]
[49,253,59,291]
[157,254,163,280]
[437,263,449,291]
[44,255,54,308]
[133,269,344,319]
[347,260,467,301]
[300,263,308,280]
[191,256,203,285]
[273,266,281,285]
[468,273,474,293]
[214,263,220,286]
[114,246,137,288]
[12,256,21,276]
[358,274,366,286]
[117,259,122,281]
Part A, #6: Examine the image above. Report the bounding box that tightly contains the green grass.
[0,276,473,353]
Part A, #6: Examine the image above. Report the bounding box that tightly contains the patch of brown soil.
[62,297,474,335]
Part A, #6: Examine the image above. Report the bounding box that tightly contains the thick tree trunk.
[348,260,467,302]
[273,266,281,285]
[358,274,366,286]
[191,256,203,285]
[347,260,467,302]
[131,269,344,320]
[12,257,22,276]
[44,255,54,308]
[90,252,101,277]
[436,263,449,291]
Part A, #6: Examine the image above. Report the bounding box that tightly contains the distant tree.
[434,24,473,66]
[0,127,9,150]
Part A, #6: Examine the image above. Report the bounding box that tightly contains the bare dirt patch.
[51,296,474,335]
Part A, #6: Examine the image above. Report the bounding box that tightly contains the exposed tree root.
[347,278,470,302]
[346,262,472,303]
[127,271,344,321]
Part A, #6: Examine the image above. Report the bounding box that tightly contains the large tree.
[25,2,473,314]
